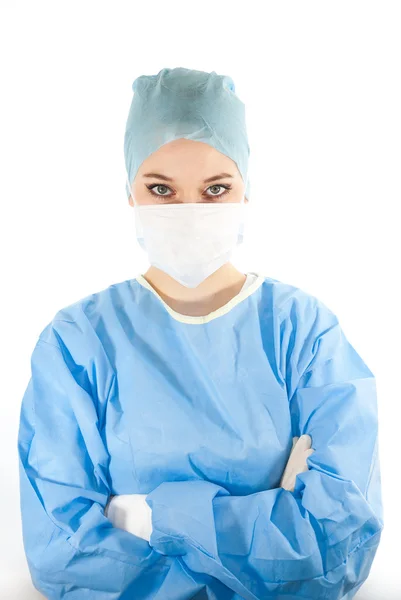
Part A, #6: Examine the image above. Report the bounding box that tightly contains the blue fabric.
[124,67,251,202]
[18,273,383,599]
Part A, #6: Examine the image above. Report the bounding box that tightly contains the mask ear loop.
[235,193,246,244]
[127,176,135,205]
[128,175,147,249]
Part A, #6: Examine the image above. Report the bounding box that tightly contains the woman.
[18,67,383,600]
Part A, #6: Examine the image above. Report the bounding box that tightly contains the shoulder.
[261,277,346,394]
[260,274,338,326]
[37,277,135,350]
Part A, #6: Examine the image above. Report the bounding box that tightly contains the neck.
[141,263,247,310]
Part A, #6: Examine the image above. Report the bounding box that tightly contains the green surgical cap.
[124,67,251,201]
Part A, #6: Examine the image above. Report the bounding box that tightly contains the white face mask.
[128,177,246,288]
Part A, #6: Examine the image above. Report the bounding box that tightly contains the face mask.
[128,177,246,288]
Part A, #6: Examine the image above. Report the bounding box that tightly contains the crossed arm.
[105,434,315,542]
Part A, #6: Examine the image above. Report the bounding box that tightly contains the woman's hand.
[105,493,152,542]
[279,434,314,492]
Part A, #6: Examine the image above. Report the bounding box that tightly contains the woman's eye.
[206,185,227,196]
[147,184,172,196]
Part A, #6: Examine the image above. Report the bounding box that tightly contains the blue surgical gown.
[17,272,384,599]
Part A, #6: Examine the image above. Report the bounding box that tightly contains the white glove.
[104,493,152,542]
[279,434,314,492]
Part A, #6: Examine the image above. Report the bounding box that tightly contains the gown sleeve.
[145,292,384,600]
[17,325,193,600]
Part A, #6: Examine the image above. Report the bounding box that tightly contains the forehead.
[137,138,239,177]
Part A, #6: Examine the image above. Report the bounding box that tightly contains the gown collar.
[133,272,265,325]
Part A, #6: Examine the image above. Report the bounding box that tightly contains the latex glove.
[104,493,152,542]
[279,434,314,492]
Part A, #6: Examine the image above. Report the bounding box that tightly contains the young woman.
[18,67,383,600]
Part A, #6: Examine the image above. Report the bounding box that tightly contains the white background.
[1,1,400,598]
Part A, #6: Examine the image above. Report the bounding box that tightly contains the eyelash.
[146,183,232,200]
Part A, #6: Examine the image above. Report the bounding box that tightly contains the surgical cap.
[124,67,251,201]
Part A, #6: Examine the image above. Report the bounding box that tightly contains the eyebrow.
[142,172,234,183]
